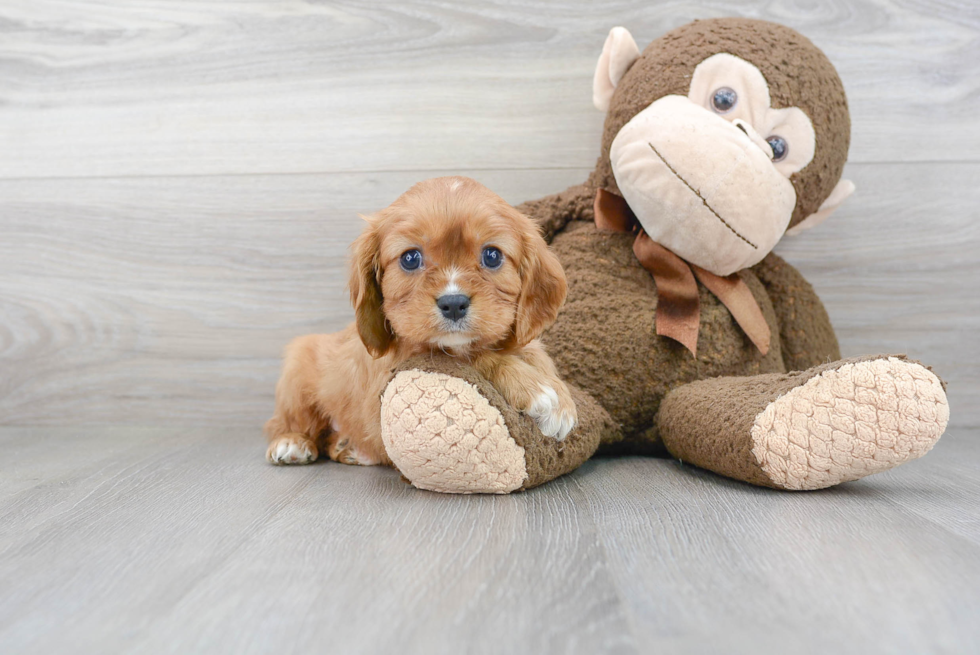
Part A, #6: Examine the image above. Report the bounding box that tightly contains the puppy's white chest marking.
[528,385,576,441]
[433,334,475,349]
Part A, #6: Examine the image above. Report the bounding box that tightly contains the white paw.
[528,385,577,441]
[349,447,380,466]
[267,437,316,465]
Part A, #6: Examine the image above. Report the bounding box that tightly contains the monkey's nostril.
[437,294,470,321]
[731,119,774,160]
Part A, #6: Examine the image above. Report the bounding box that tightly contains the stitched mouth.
[648,142,758,250]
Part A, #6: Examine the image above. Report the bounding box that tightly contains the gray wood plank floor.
[2,1,979,652]
[1,427,978,654]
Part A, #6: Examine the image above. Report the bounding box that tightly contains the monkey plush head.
[591,18,854,276]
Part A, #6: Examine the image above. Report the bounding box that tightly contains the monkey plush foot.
[750,357,949,489]
[380,354,613,494]
[659,356,949,490]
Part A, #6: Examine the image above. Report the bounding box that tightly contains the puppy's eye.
[399,249,423,271]
[481,246,503,269]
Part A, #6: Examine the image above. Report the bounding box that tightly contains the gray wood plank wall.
[1,1,978,430]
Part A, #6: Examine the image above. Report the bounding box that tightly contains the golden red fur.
[265,176,576,467]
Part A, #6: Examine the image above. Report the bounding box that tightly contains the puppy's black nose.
[437,294,470,321]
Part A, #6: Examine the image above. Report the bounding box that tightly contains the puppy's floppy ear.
[509,216,568,348]
[348,215,394,357]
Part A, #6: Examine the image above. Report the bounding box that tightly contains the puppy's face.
[349,177,567,356]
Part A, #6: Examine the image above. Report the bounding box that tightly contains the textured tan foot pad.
[751,357,949,490]
[381,370,528,494]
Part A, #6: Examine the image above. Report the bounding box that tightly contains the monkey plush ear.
[593,27,640,112]
[786,179,856,236]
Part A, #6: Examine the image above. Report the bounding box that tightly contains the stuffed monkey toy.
[379,18,950,493]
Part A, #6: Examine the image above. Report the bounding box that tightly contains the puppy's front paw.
[266,434,318,465]
[528,383,577,441]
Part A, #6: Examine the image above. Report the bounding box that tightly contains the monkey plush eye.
[766,135,789,162]
[481,246,503,269]
[711,87,738,113]
[399,249,423,271]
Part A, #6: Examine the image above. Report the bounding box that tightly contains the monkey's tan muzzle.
[610,95,797,276]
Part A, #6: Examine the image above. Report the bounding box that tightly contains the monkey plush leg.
[658,356,949,490]
[379,354,618,494]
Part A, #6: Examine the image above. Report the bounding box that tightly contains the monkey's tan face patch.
[611,95,797,275]
[608,53,820,275]
[688,54,816,177]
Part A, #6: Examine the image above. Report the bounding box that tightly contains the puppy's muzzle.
[437,294,470,322]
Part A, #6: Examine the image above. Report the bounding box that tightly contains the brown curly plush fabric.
[750,253,841,370]
[514,183,596,243]
[588,17,851,229]
[517,18,849,455]
[541,220,790,452]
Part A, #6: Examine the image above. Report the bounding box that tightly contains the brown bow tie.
[594,188,770,357]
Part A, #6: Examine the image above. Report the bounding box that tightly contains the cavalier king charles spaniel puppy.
[265,176,576,467]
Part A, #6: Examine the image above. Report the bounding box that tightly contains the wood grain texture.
[1,1,979,179]
[1,164,976,428]
[1,3,977,653]
[0,426,977,654]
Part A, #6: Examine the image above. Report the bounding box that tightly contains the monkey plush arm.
[751,252,841,371]
[514,183,595,243]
